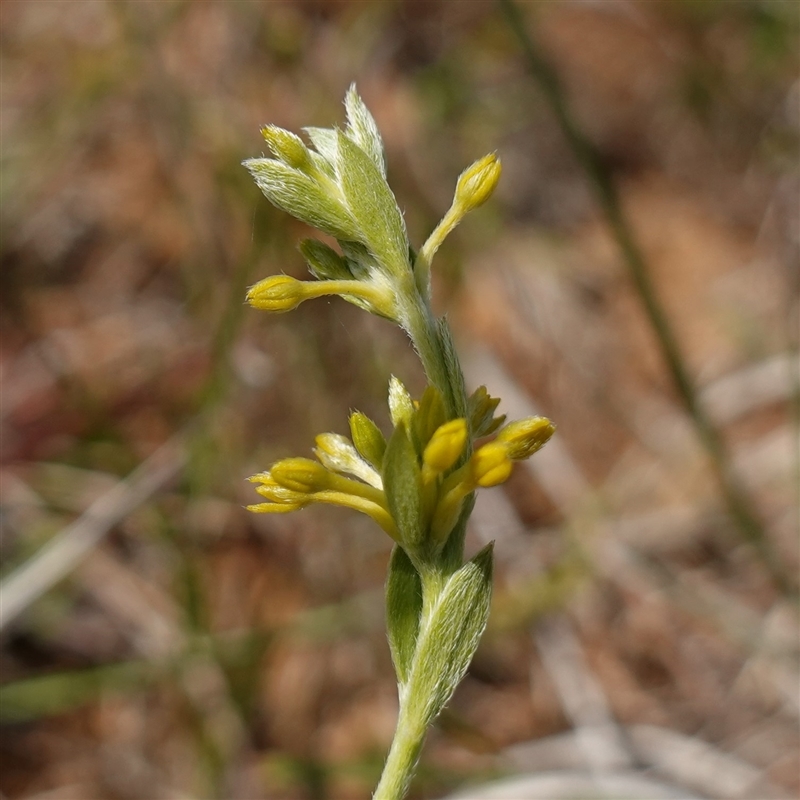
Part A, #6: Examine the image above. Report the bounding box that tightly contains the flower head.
[248,379,554,556]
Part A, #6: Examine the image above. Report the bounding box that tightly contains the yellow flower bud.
[470,441,513,488]
[252,479,303,505]
[423,418,468,475]
[246,275,307,312]
[454,153,501,214]
[416,154,502,289]
[261,125,312,171]
[248,472,310,509]
[269,458,331,493]
[495,417,556,460]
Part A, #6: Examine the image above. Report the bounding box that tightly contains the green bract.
[244,86,555,800]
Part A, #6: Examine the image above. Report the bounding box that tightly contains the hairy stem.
[374,566,447,800]
[373,691,427,800]
[400,283,465,422]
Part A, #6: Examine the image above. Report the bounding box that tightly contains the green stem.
[373,697,427,800]
[374,567,446,800]
[402,296,456,411]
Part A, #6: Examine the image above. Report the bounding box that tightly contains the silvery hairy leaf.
[336,131,409,279]
[404,543,493,728]
[303,127,339,175]
[344,85,387,177]
[388,376,415,430]
[299,239,354,281]
[244,158,358,241]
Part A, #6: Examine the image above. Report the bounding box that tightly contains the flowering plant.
[245,86,554,800]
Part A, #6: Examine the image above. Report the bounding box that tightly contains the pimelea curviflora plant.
[244,86,555,800]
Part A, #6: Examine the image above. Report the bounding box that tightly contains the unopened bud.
[270,458,330,493]
[247,275,307,312]
[417,154,502,278]
[496,417,555,460]
[470,441,513,488]
[454,153,501,215]
[423,418,468,475]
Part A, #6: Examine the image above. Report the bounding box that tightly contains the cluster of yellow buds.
[243,84,556,560]
[243,85,502,332]
[249,379,554,557]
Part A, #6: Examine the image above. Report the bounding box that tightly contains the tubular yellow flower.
[267,456,389,509]
[429,482,470,545]
[470,441,513,488]
[249,459,393,534]
[253,482,303,504]
[247,275,308,312]
[270,458,331,493]
[314,490,399,541]
[454,153,502,215]
[248,473,306,504]
[423,418,468,476]
[495,417,556,460]
[247,501,307,514]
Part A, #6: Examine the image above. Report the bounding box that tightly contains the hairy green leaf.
[388,376,415,429]
[385,545,423,686]
[344,84,386,177]
[349,411,387,469]
[383,421,424,549]
[336,131,409,278]
[406,543,493,728]
[437,317,468,419]
[299,239,353,281]
[244,158,358,241]
[303,126,339,174]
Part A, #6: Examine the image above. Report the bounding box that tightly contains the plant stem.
[400,280,466,421]
[374,566,447,800]
[499,0,794,595]
[373,696,427,800]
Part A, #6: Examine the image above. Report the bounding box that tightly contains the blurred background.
[1,1,798,798]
